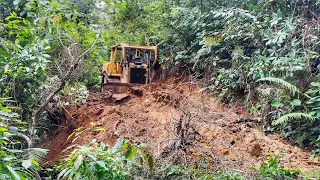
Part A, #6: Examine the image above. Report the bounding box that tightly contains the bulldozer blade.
[102,82,142,94]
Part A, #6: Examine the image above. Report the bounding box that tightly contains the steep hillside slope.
[41,82,319,174]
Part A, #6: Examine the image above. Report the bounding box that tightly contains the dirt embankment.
[41,82,320,174]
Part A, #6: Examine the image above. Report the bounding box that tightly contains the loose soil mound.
[41,83,319,174]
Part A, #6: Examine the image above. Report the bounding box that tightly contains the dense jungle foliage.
[1,0,320,179]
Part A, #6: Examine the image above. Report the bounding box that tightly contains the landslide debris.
[41,83,320,174]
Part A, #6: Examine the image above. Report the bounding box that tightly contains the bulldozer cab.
[118,46,156,66]
[102,44,157,93]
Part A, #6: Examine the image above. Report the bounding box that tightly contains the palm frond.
[30,148,49,166]
[257,77,301,96]
[18,148,48,179]
[272,113,314,125]
[22,148,48,166]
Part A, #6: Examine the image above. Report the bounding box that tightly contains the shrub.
[255,155,300,180]
[56,138,154,180]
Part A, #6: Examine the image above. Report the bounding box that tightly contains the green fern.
[272,113,314,125]
[257,77,301,96]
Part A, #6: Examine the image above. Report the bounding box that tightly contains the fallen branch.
[29,29,102,147]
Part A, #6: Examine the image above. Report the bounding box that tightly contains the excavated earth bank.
[41,82,319,175]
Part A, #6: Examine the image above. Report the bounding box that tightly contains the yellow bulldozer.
[101,44,157,93]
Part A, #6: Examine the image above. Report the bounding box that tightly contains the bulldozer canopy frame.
[110,44,157,67]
